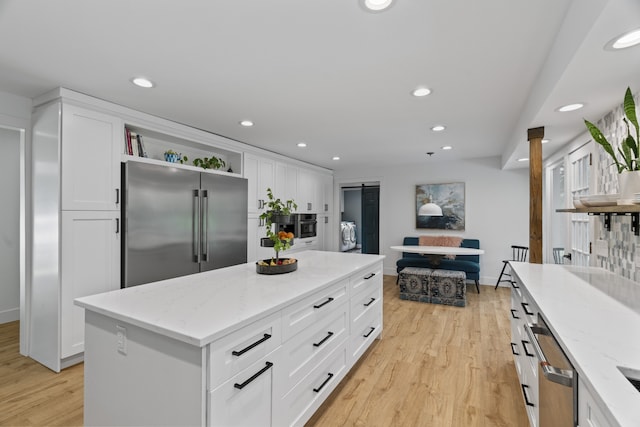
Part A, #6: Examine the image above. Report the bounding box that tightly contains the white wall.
[0,90,31,324]
[335,156,530,285]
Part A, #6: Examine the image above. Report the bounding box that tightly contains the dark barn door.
[361,186,379,254]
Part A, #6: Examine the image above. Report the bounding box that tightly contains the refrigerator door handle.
[201,190,209,262]
[193,189,200,263]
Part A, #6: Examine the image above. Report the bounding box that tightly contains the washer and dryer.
[340,221,357,252]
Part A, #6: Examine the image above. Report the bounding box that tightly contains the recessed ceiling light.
[131,77,154,88]
[557,103,584,112]
[431,125,446,132]
[605,28,640,50]
[239,120,254,127]
[441,146,452,150]
[332,156,340,161]
[297,142,307,148]
[518,157,529,162]
[412,87,431,97]
[361,0,393,12]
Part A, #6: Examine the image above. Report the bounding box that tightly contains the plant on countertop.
[192,156,226,170]
[258,188,297,266]
[584,87,639,173]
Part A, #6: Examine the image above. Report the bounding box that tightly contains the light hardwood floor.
[0,276,527,427]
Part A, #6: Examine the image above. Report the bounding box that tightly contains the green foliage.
[259,188,298,260]
[584,87,639,173]
[192,156,226,170]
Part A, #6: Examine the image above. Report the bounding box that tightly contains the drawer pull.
[364,297,376,307]
[511,281,520,289]
[510,309,519,319]
[233,361,273,390]
[521,302,534,316]
[521,340,534,357]
[313,372,334,393]
[510,342,519,355]
[231,333,272,357]
[313,331,334,347]
[364,273,376,280]
[363,326,376,338]
[313,297,334,309]
[521,384,534,407]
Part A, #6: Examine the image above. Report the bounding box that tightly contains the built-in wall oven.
[295,213,317,238]
[526,314,578,427]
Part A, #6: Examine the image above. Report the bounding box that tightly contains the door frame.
[335,177,383,254]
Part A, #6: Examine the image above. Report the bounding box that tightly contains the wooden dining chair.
[495,245,528,289]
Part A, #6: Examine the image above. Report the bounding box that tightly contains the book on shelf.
[124,128,133,155]
[130,132,139,157]
[136,134,148,158]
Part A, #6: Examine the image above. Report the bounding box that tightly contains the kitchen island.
[75,250,385,426]
[510,262,640,427]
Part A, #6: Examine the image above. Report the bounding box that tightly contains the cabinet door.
[245,154,275,215]
[248,216,277,263]
[61,104,122,211]
[275,162,298,205]
[321,174,333,213]
[297,169,319,212]
[61,211,120,358]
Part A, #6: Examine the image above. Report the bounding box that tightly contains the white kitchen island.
[509,262,640,427]
[75,250,385,426]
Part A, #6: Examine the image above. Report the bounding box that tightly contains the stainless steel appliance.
[295,213,317,238]
[122,161,248,288]
[526,314,577,427]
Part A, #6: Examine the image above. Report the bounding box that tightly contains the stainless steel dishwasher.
[526,314,578,426]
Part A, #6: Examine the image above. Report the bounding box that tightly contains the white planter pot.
[618,170,640,204]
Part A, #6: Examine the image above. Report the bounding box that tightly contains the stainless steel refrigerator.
[122,161,248,288]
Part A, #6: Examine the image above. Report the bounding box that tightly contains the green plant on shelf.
[164,149,188,164]
[259,188,297,264]
[192,156,225,170]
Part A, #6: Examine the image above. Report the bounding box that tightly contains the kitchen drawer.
[350,263,383,296]
[274,343,348,427]
[349,302,382,364]
[209,312,282,389]
[350,282,381,326]
[278,302,348,395]
[281,279,348,341]
[209,351,278,427]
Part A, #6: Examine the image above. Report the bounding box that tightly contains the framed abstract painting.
[416,182,465,230]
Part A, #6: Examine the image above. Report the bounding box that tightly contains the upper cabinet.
[61,104,122,211]
[245,153,275,215]
[297,168,320,213]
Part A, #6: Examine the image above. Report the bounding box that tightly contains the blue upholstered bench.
[396,237,481,293]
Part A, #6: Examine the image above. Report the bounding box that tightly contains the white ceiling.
[0,0,639,171]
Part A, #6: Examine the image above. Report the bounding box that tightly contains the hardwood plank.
[0,276,527,426]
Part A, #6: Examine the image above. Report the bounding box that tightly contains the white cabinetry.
[578,378,616,427]
[510,279,539,427]
[298,169,320,213]
[31,100,121,372]
[61,104,122,211]
[245,153,275,215]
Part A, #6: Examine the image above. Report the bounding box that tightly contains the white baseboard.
[0,307,19,324]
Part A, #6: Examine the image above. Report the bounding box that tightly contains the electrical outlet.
[116,325,127,355]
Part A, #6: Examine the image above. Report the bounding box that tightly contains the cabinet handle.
[313,372,334,393]
[324,216,329,224]
[511,281,520,289]
[364,273,376,280]
[313,297,334,309]
[115,218,119,234]
[364,297,376,307]
[324,203,328,212]
[231,333,272,357]
[193,190,200,263]
[307,202,312,211]
[510,309,519,319]
[201,190,209,262]
[521,340,534,357]
[521,302,534,316]
[258,199,264,209]
[233,361,273,390]
[510,342,519,355]
[115,188,120,205]
[521,384,534,407]
[313,331,334,347]
[363,326,376,338]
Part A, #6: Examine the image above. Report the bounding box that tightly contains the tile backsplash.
[594,90,640,281]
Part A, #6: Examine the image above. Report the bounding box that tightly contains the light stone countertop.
[510,262,640,427]
[75,250,385,347]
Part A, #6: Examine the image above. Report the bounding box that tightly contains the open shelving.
[556,205,640,234]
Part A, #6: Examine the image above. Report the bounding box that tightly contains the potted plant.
[256,188,298,274]
[584,87,640,204]
[192,156,226,170]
